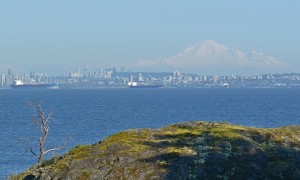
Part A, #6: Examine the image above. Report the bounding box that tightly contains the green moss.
[76,171,91,180]
[33,144,94,175]
[13,121,300,179]
[69,145,92,159]
[99,129,152,154]
[209,126,245,140]
[9,172,32,180]
[161,123,205,137]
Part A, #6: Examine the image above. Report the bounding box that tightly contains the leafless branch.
[29,148,38,158]
[24,100,70,165]
[44,143,66,155]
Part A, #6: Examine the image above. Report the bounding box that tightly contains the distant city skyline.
[1,1,300,75]
[2,66,300,89]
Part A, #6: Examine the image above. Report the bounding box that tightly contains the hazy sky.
[0,1,300,74]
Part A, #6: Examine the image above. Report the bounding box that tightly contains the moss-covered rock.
[12,121,300,179]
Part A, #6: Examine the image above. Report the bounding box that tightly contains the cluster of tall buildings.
[2,67,300,88]
[1,69,53,87]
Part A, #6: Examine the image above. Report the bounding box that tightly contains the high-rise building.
[112,68,117,74]
[173,70,181,79]
[30,72,35,79]
[84,68,88,78]
[24,74,30,84]
[1,74,5,87]
[106,69,112,78]
[7,69,13,76]
[7,69,14,85]
[121,65,126,72]
[99,68,104,77]
[138,73,143,82]
[129,74,134,82]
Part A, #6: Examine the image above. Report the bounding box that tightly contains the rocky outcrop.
[12,121,300,179]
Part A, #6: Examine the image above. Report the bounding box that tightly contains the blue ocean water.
[1,88,300,178]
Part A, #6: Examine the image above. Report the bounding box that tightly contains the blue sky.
[0,1,300,74]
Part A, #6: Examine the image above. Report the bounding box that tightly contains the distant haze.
[0,1,300,75]
[131,40,291,75]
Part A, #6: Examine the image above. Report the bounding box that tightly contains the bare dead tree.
[28,101,68,165]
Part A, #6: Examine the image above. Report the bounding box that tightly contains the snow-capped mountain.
[132,40,289,74]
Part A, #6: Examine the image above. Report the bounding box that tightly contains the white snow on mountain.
[132,40,289,74]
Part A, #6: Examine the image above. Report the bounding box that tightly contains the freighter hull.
[11,84,59,89]
[128,85,163,88]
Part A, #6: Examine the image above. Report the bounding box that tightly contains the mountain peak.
[182,40,228,57]
[133,40,289,74]
[199,40,220,45]
[194,40,227,50]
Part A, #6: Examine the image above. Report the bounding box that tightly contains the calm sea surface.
[1,88,300,178]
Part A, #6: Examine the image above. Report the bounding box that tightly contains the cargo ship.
[11,80,59,89]
[128,82,163,88]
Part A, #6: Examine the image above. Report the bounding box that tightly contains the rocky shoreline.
[11,121,300,179]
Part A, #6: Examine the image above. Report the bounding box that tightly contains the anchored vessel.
[128,82,163,88]
[11,80,59,89]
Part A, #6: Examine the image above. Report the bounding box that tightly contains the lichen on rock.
[11,121,300,179]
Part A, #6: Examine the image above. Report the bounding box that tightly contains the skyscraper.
[138,73,143,82]
[1,74,5,87]
[129,74,134,82]
[7,69,13,76]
